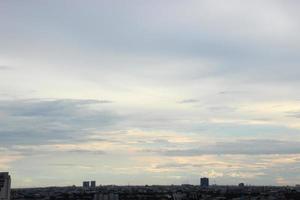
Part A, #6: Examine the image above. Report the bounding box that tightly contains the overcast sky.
[1,0,300,187]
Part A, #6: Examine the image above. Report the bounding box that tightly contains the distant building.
[94,193,119,200]
[0,172,11,200]
[91,181,96,188]
[200,177,209,187]
[239,183,245,187]
[83,181,90,188]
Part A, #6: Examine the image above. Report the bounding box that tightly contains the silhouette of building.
[239,183,245,187]
[91,181,96,188]
[0,172,11,200]
[200,177,209,187]
[83,181,90,188]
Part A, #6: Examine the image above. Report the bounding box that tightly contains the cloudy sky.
[1,0,300,187]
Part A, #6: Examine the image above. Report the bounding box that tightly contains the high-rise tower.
[91,181,96,188]
[200,177,209,187]
[0,172,11,200]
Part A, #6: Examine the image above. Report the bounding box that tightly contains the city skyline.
[1,0,300,187]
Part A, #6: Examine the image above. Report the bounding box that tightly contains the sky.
[1,0,300,187]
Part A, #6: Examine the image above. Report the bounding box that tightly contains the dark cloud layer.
[0,99,119,146]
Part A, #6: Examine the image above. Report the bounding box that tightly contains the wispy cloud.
[178,99,200,104]
[0,65,12,70]
[152,139,300,156]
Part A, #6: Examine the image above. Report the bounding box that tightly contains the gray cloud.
[49,163,94,168]
[207,106,236,112]
[286,111,300,118]
[1,0,300,85]
[155,163,203,169]
[178,99,200,104]
[148,139,300,156]
[0,65,12,70]
[0,99,120,146]
[97,100,114,104]
[8,145,107,157]
[64,149,106,155]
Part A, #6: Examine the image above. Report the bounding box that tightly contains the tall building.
[238,183,245,187]
[83,181,90,188]
[0,172,11,200]
[200,177,209,187]
[91,181,96,188]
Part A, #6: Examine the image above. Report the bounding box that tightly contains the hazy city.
[1,0,300,199]
[1,172,300,200]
